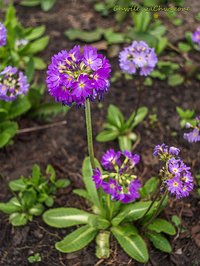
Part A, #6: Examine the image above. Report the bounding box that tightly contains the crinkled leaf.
[0,121,18,148]
[55,225,97,253]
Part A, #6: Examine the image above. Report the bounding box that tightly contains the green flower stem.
[143,190,168,230]
[85,99,95,169]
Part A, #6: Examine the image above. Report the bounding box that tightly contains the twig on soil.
[94,259,105,266]
[17,120,67,134]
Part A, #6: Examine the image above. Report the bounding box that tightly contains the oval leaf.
[43,207,94,228]
[147,218,176,235]
[55,225,97,253]
[111,226,149,263]
[146,232,172,253]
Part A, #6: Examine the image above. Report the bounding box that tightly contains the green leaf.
[9,178,26,191]
[33,57,46,70]
[26,26,46,41]
[64,28,103,42]
[29,203,44,216]
[147,218,176,235]
[25,36,49,54]
[104,29,125,44]
[112,201,153,226]
[0,108,8,120]
[32,164,41,186]
[126,107,148,129]
[107,104,124,128]
[45,196,54,207]
[168,74,184,86]
[45,164,56,182]
[20,0,40,7]
[111,226,149,263]
[88,216,110,230]
[0,197,21,214]
[8,97,31,119]
[118,135,132,151]
[21,189,37,209]
[171,215,181,227]
[55,179,70,188]
[31,102,69,118]
[41,0,56,11]
[73,189,91,202]
[176,107,194,119]
[132,11,151,32]
[96,130,119,142]
[82,157,100,209]
[43,207,94,228]
[55,225,97,253]
[178,42,191,52]
[9,212,28,226]
[0,121,18,148]
[96,231,110,259]
[146,232,172,253]
[140,177,159,198]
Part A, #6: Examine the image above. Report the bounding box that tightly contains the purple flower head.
[46,45,111,106]
[155,144,194,199]
[101,149,121,170]
[119,41,158,76]
[93,148,141,204]
[0,23,7,47]
[184,128,200,143]
[0,66,29,102]
[192,27,200,48]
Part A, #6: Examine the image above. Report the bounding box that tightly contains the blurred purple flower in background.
[119,41,158,76]
[0,66,29,102]
[0,23,7,47]
[192,27,200,48]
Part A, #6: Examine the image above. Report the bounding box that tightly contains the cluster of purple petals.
[0,66,29,102]
[153,144,193,199]
[184,117,200,143]
[119,41,158,76]
[0,23,7,47]
[192,27,200,48]
[46,45,111,106]
[92,149,141,204]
